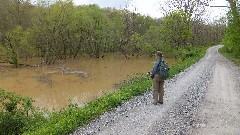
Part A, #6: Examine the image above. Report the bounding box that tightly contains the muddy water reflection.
[0,55,173,110]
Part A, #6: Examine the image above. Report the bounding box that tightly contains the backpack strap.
[157,60,163,73]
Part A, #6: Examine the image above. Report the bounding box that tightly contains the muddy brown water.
[0,55,174,110]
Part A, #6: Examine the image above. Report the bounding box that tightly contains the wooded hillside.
[0,0,226,67]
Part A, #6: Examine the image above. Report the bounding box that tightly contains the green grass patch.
[168,46,208,78]
[0,46,208,135]
[219,47,240,67]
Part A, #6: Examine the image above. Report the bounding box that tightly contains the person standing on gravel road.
[150,51,164,105]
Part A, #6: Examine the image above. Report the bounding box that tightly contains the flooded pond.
[0,54,173,110]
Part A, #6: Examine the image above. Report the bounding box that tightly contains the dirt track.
[72,45,240,135]
[188,46,240,134]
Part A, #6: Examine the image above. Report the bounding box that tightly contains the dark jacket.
[151,59,162,79]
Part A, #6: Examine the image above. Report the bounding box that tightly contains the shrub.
[0,89,46,134]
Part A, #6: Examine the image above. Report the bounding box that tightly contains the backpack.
[158,60,169,80]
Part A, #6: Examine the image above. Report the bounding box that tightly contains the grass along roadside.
[1,46,208,135]
[219,48,240,67]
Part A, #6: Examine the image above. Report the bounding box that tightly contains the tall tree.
[159,10,192,49]
[223,0,240,55]
[4,26,32,67]
[0,0,33,66]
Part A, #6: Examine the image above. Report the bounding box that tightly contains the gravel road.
[71,45,240,135]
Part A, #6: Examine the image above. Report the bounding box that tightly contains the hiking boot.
[152,101,158,105]
[158,101,163,104]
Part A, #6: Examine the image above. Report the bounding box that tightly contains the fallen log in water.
[46,69,88,78]
[64,71,88,78]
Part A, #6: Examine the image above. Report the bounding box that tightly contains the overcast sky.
[73,0,229,21]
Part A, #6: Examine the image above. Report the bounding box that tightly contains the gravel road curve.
[71,45,240,135]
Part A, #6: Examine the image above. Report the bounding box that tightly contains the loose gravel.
[71,45,235,135]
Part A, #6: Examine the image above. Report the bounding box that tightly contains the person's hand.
[146,72,150,79]
[147,72,153,80]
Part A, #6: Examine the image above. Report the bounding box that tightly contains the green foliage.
[31,0,76,63]
[0,44,7,61]
[219,47,240,66]
[126,33,144,56]
[0,0,32,33]
[159,10,192,49]
[143,25,165,53]
[168,46,208,78]
[0,88,47,135]
[0,0,224,63]
[3,26,32,67]
[223,2,240,57]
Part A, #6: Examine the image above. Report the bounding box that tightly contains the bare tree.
[159,0,213,19]
[226,0,239,19]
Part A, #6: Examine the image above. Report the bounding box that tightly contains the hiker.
[150,51,165,105]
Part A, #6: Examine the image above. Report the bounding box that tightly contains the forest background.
[0,0,227,67]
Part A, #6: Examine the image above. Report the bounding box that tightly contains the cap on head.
[155,51,163,57]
